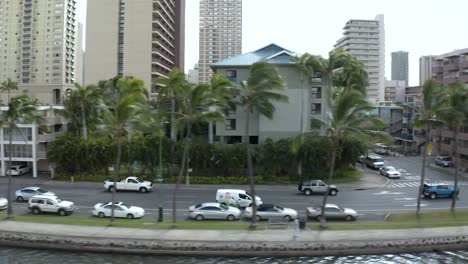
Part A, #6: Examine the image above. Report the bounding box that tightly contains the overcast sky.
[76,0,468,86]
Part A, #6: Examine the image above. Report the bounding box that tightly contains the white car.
[0,197,7,211]
[15,187,55,202]
[28,195,75,216]
[92,201,145,219]
[244,204,298,221]
[188,202,242,221]
[379,166,401,179]
[8,164,31,176]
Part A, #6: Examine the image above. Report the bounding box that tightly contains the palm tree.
[238,61,288,226]
[73,83,102,140]
[438,82,468,211]
[171,81,229,224]
[413,80,447,214]
[0,95,43,218]
[312,89,386,228]
[0,78,19,104]
[99,77,147,223]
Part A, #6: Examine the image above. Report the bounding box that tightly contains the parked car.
[374,143,390,155]
[364,154,384,169]
[0,197,7,211]
[306,203,358,221]
[422,183,459,199]
[298,180,338,196]
[104,176,153,193]
[435,156,453,167]
[244,204,298,221]
[379,166,401,179]
[28,195,75,216]
[15,187,55,202]
[7,164,31,176]
[215,189,262,208]
[92,201,145,219]
[188,202,241,221]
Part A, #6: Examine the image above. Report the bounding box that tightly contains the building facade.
[391,51,409,86]
[432,48,468,86]
[384,80,406,102]
[335,14,385,105]
[419,55,433,86]
[210,44,329,144]
[85,0,185,94]
[198,0,242,83]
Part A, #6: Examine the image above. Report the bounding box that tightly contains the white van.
[374,143,389,155]
[364,154,385,169]
[216,189,262,208]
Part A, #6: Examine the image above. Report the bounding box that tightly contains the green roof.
[210,44,297,68]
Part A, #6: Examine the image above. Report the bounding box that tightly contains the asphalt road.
[0,155,466,222]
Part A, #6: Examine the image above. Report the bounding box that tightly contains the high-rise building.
[432,48,468,85]
[198,0,242,83]
[419,55,433,86]
[0,0,79,101]
[76,22,84,85]
[391,51,409,86]
[335,14,385,104]
[85,0,185,94]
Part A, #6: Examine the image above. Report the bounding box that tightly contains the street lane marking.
[404,203,428,207]
[394,198,416,201]
[373,191,404,195]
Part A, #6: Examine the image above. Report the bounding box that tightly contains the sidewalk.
[1,220,468,256]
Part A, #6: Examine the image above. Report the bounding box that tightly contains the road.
[0,155,466,222]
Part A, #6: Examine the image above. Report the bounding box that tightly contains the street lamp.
[155,120,168,222]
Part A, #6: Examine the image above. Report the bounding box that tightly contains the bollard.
[158,207,163,222]
[70,176,74,183]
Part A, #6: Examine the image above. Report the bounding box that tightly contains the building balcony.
[444,77,459,84]
[443,62,460,71]
[37,132,59,142]
[460,61,468,69]
[432,66,443,73]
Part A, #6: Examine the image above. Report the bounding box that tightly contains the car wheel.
[227,214,235,221]
[304,189,312,196]
[32,207,41,215]
[283,215,292,221]
[139,187,147,193]
[16,196,24,202]
[126,214,134,219]
[345,215,354,221]
[329,189,338,196]
[255,215,262,221]
[58,209,67,216]
[430,193,437,199]
[108,186,115,192]
[195,214,204,221]
[98,212,105,218]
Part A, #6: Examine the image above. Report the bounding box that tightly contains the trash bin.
[299,217,307,230]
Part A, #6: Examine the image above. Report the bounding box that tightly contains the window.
[225,70,236,81]
[310,87,321,99]
[225,119,236,130]
[311,103,321,115]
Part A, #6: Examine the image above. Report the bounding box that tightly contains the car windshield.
[246,191,253,197]
[441,157,452,161]
[55,198,62,203]
[275,205,284,211]
[220,204,229,210]
[37,189,48,194]
[134,178,142,183]
[313,206,322,211]
[386,166,396,171]
[121,203,131,208]
[375,159,384,162]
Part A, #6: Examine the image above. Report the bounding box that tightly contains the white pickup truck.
[104,177,153,193]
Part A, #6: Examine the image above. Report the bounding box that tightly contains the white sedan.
[244,204,298,221]
[15,187,55,202]
[379,166,401,179]
[189,203,242,221]
[0,197,7,211]
[92,201,145,219]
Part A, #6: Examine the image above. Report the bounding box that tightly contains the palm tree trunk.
[7,125,14,218]
[245,109,257,227]
[111,136,123,224]
[451,126,460,211]
[170,95,176,141]
[320,140,337,228]
[297,77,305,177]
[81,102,88,140]
[416,124,430,214]
[172,123,191,224]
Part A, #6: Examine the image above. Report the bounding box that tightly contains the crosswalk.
[387,180,463,188]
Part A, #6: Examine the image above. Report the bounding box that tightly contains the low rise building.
[385,80,406,102]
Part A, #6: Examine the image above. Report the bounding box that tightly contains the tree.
[99,77,147,223]
[414,80,446,214]
[0,95,43,218]
[238,61,288,226]
[311,89,385,228]
[171,81,228,224]
[438,82,468,211]
[72,83,102,140]
[0,78,19,104]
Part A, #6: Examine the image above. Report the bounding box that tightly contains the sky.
[76,0,468,86]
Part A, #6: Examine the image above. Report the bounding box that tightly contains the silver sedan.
[189,202,242,221]
[0,197,7,211]
[306,203,358,221]
[15,187,55,202]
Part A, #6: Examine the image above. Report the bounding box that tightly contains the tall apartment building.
[198,0,242,83]
[432,48,468,85]
[85,0,185,94]
[335,14,385,105]
[0,0,79,177]
[391,51,409,86]
[419,55,433,85]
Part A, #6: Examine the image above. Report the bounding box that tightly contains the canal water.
[2,246,468,263]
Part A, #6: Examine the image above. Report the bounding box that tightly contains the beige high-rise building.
[335,14,386,105]
[198,0,242,83]
[0,0,78,103]
[85,0,185,94]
